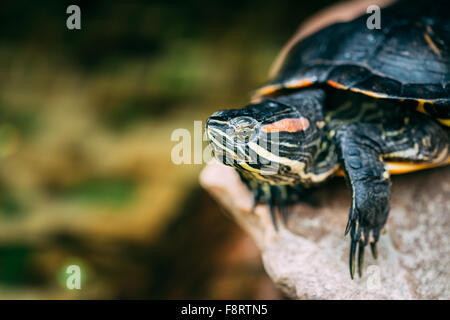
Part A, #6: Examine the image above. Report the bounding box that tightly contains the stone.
[199,161,450,299]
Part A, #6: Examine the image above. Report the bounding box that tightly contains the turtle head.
[206,93,325,184]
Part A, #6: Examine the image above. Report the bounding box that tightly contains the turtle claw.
[349,238,367,279]
[268,186,290,231]
[251,201,257,215]
[344,218,352,236]
[344,206,358,236]
[250,182,264,215]
[348,217,358,279]
[280,200,288,226]
[346,210,383,278]
[268,196,279,231]
[349,237,357,279]
[347,213,369,279]
[358,240,366,278]
[370,242,378,260]
[248,182,284,231]
[242,178,297,232]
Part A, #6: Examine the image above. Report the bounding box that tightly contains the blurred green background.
[0,0,334,299]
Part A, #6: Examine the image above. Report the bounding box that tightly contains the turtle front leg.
[238,172,305,230]
[335,124,390,279]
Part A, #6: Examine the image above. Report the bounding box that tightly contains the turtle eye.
[231,116,259,143]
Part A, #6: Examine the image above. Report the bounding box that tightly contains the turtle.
[205,0,450,279]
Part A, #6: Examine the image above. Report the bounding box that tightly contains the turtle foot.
[345,211,383,279]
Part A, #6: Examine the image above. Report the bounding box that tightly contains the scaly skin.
[206,88,450,278]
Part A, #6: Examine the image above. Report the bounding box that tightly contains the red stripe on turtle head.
[261,117,310,133]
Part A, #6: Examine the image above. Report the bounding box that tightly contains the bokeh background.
[0,0,335,299]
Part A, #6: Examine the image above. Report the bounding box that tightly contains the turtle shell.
[254,0,450,119]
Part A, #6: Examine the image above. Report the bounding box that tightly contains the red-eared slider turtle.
[206,0,449,278]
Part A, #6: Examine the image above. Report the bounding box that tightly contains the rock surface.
[200,162,450,299]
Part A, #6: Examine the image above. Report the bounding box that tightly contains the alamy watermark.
[66,5,81,30]
[65,264,82,290]
[171,120,281,175]
[366,5,381,30]
[64,4,381,31]
[366,265,382,290]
